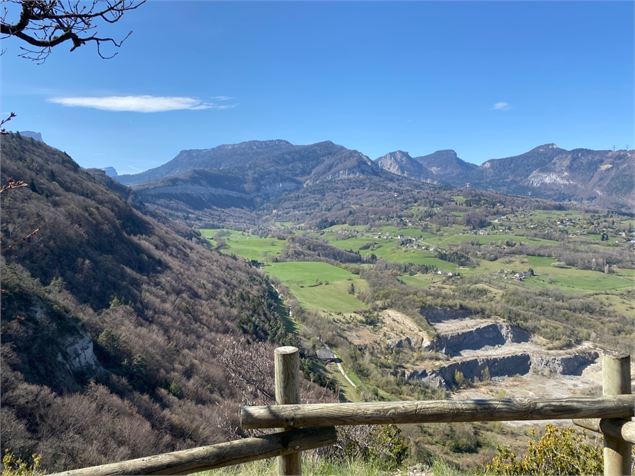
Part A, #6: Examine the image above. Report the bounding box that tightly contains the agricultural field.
[200,229,286,262]
[199,230,368,313]
[201,206,634,351]
[265,261,368,313]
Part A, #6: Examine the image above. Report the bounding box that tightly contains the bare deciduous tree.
[1,112,16,134]
[1,0,145,62]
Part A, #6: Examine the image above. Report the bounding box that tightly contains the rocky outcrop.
[408,348,599,388]
[420,306,474,324]
[390,336,415,350]
[19,131,43,142]
[57,334,100,376]
[409,353,531,388]
[428,322,530,356]
[531,349,599,376]
[376,151,437,182]
[103,166,118,178]
[414,149,478,184]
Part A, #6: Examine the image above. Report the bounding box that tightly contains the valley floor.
[200,207,634,470]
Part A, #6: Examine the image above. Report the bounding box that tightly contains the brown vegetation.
[0,134,333,472]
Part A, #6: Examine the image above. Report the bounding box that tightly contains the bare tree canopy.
[1,0,145,62]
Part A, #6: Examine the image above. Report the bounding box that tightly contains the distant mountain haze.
[114,140,634,212]
[103,166,118,177]
[18,131,44,142]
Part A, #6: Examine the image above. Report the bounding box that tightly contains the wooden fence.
[49,347,634,476]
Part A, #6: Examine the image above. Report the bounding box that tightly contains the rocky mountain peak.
[215,139,293,151]
[103,166,118,177]
[532,143,559,151]
[414,149,476,183]
[19,131,44,142]
[429,149,458,160]
[376,150,435,182]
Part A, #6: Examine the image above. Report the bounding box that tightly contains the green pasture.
[526,256,555,267]
[199,228,219,247]
[323,233,459,270]
[463,254,633,293]
[265,261,368,313]
[525,266,634,292]
[401,250,634,295]
[324,236,378,252]
[202,226,633,301]
[360,241,458,270]
[423,233,558,247]
[377,225,429,238]
[527,210,585,221]
[614,267,635,278]
[399,273,439,289]
[201,229,287,262]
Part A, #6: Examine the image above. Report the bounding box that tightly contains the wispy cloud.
[48,95,235,113]
[492,101,511,111]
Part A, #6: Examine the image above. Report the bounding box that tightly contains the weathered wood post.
[275,346,301,475]
[603,353,632,476]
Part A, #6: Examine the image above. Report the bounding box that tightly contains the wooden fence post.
[275,346,301,476]
[603,353,632,476]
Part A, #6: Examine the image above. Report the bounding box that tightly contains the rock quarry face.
[428,322,530,356]
[409,353,532,388]
[409,306,600,389]
[531,350,600,377]
[420,305,474,324]
[408,350,599,389]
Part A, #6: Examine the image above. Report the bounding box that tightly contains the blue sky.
[2,1,633,174]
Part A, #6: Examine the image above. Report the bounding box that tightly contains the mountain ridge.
[115,140,634,213]
[121,140,394,219]
[376,150,437,183]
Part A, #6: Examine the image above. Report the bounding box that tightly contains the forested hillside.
[0,133,331,472]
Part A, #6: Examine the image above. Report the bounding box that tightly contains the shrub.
[2,451,43,476]
[367,425,410,471]
[486,424,602,475]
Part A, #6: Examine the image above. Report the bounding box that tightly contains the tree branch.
[0,0,145,61]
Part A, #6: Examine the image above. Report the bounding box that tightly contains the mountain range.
[374,145,634,208]
[116,140,634,215]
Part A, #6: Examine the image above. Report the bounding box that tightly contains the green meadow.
[524,265,634,292]
[265,261,368,313]
[423,233,558,247]
[202,222,633,316]
[201,229,286,262]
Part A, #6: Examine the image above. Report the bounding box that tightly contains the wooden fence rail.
[46,427,337,476]
[574,418,635,444]
[45,348,634,476]
[241,395,635,429]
